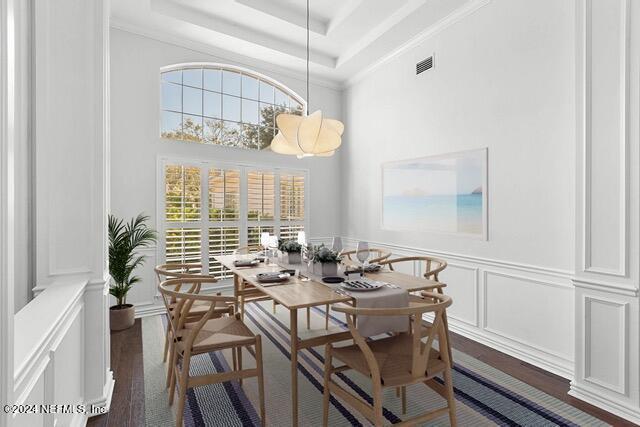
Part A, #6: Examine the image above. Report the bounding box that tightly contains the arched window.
[160,63,305,150]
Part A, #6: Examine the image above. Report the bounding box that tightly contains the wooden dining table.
[214,254,446,426]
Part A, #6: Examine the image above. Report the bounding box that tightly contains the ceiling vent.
[416,56,434,75]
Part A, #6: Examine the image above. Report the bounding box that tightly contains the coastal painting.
[382,148,487,238]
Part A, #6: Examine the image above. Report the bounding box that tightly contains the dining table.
[214,253,447,427]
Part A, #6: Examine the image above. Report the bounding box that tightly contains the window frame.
[159,63,307,150]
[156,155,310,284]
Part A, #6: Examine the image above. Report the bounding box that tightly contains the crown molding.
[109,18,344,92]
[344,0,491,88]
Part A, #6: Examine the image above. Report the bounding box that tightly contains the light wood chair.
[233,246,260,255]
[380,256,448,281]
[323,292,456,427]
[154,264,231,367]
[378,256,451,361]
[341,248,392,264]
[160,277,265,427]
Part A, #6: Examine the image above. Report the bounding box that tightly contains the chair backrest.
[233,246,260,255]
[159,277,236,353]
[341,248,391,264]
[155,263,215,303]
[379,256,447,281]
[332,292,452,380]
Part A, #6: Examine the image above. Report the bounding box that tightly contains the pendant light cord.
[306,0,309,115]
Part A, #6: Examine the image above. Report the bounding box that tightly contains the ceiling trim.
[234,0,328,35]
[344,0,492,88]
[109,18,344,91]
[151,0,337,68]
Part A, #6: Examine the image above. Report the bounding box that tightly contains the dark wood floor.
[87,319,145,427]
[87,318,635,427]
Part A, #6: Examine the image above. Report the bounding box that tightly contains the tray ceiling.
[111,0,484,85]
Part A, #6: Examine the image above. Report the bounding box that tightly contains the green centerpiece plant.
[311,244,342,277]
[280,239,303,264]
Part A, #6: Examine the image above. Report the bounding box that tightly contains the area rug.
[142,302,608,426]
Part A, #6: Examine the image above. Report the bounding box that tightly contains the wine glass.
[356,241,370,276]
[331,236,343,253]
[260,232,270,257]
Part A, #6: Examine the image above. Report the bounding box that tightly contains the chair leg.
[272,300,277,314]
[306,307,311,329]
[325,304,329,330]
[166,341,176,388]
[163,322,171,362]
[232,346,238,371]
[443,366,457,427]
[175,355,190,427]
[168,356,177,405]
[322,344,332,427]
[255,337,266,426]
[401,386,407,414]
[238,346,243,387]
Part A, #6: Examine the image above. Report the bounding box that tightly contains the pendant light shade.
[269,0,344,158]
[271,110,343,158]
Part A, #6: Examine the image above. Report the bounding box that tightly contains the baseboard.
[86,369,114,416]
[569,383,640,425]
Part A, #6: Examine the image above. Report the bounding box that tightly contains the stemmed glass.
[356,241,370,276]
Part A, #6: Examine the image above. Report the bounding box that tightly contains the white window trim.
[156,155,310,283]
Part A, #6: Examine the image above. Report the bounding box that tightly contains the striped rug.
[142,302,608,426]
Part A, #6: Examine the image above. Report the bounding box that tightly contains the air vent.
[416,56,434,75]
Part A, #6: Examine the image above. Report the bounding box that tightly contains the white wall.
[109,28,343,314]
[342,0,577,377]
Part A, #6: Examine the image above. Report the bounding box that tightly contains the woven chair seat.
[332,333,445,387]
[177,316,256,355]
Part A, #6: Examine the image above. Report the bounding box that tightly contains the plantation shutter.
[164,164,203,271]
[162,161,307,280]
[279,174,305,241]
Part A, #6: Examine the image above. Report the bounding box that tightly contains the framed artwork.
[382,148,487,239]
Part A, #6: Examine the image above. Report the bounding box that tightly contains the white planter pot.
[317,262,338,277]
[286,252,302,264]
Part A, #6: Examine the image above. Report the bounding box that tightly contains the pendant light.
[270,0,344,158]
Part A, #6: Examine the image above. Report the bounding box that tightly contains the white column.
[0,0,17,425]
[31,0,113,416]
[571,0,640,423]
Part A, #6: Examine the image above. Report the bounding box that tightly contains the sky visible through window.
[161,66,304,150]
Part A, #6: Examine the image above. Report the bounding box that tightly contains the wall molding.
[448,315,574,378]
[482,270,574,363]
[572,276,638,297]
[583,295,628,395]
[337,236,573,279]
[447,263,480,327]
[581,0,630,278]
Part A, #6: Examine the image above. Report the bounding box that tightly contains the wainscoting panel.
[438,264,479,327]
[583,295,628,394]
[483,271,573,362]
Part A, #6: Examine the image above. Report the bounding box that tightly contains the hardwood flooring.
[86,317,635,426]
[87,319,145,427]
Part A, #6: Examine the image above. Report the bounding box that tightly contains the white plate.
[341,280,384,292]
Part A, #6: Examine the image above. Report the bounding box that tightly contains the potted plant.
[280,240,302,264]
[311,244,342,277]
[108,213,157,331]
